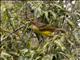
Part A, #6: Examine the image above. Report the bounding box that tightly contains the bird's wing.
[39,25,56,32]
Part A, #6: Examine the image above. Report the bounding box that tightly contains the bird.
[27,18,66,43]
[30,20,66,37]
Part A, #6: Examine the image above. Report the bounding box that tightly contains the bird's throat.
[32,25,39,31]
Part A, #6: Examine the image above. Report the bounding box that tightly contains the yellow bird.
[30,20,66,37]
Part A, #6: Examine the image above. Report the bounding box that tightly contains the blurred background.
[0,0,80,60]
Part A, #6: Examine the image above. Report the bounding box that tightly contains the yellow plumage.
[41,31,53,37]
